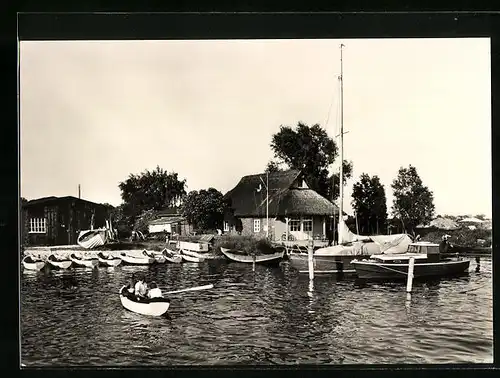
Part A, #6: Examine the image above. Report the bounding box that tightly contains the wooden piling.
[406,257,415,296]
[252,254,256,272]
[308,238,314,281]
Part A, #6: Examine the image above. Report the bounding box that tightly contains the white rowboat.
[47,254,73,269]
[142,250,166,264]
[22,256,46,271]
[69,253,99,268]
[119,286,170,316]
[77,229,108,249]
[181,253,205,263]
[119,252,155,265]
[161,248,182,263]
[97,252,122,267]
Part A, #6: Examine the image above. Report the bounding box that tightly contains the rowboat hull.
[181,253,205,263]
[220,247,284,265]
[47,255,73,269]
[119,253,155,265]
[352,259,470,280]
[142,250,166,264]
[22,256,46,271]
[287,253,358,275]
[97,253,122,267]
[69,254,99,268]
[77,229,108,249]
[161,248,182,263]
[119,286,170,316]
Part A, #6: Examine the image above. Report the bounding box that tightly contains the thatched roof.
[417,217,460,230]
[224,169,338,217]
[24,196,108,208]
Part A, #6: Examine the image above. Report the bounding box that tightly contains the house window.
[303,219,313,232]
[223,221,229,232]
[289,220,301,231]
[253,219,261,233]
[29,218,47,233]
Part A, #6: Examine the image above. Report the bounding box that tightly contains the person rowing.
[134,274,148,300]
[147,282,163,299]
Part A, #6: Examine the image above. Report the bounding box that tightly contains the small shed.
[21,196,111,246]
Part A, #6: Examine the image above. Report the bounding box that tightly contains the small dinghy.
[181,252,205,263]
[77,229,108,249]
[22,255,46,271]
[161,248,182,263]
[69,253,99,268]
[119,286,170,316]
[47,254,72,269]
[220,247,285,265]
[97,252,122,267]
[142,250,166,264]
[119,252,155,265]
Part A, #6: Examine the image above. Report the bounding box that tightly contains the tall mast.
[338,43,345,242]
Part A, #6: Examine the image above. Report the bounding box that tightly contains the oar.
[161,284,214,295]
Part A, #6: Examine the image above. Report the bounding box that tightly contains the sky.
[20,38,491,217]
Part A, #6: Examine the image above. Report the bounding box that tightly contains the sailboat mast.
[338,43,345,236]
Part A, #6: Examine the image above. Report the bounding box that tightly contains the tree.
[118,166,187,220]
[351,173,388,234]
[268,122,352,200]
[391,165,435,234]
[180,188,225,231]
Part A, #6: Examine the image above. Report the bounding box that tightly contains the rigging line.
[324,73,339,130]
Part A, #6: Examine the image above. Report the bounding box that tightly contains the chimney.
[78,184,81,199]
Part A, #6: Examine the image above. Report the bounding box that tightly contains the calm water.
[20,257,493,366]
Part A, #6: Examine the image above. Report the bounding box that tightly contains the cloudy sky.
[20,38,491,217]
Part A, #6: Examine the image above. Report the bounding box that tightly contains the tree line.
[109,122,435,237]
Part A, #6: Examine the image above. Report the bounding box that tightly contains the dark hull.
[288,253,363,274]
[352,259,470,280]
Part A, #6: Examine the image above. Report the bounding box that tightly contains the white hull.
[161,248,183,263]
[142,250,166,264]
[181,249,218,260]
[220,247,284,264]
[77,229,108,249]
[47,255,72,269]
[119,286,170,316]
[70,254,99,268]
[181,253,205,263]
[22,257,45,271]
[97,253,122,267]
[119,253,155,265]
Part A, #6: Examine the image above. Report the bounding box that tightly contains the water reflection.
[20,258,493,366]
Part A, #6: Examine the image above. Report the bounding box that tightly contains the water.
[20,258,493,366]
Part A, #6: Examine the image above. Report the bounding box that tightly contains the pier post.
[252,254,256,272]
[406,257,415,299]
[308,238,314,281]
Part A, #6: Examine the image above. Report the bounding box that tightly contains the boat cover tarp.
[313,221,412,256]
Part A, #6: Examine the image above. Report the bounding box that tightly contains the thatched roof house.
[223,169,338,241]
[417,216,460,231]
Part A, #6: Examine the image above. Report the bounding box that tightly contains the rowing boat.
[22,255,46,271]
[69,253,99,268]
[220,247,285,265]
[119,252,155,265]
[142,250,166,264]
[181,252,205,263]
[161,248,182,263]
[77,229,108,249]
[47,254,73,269]
[97,252,122,267]
[119,285,170,316]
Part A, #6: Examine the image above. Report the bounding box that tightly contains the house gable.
[224,169,337,218]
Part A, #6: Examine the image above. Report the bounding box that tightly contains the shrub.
[213,235,275,255]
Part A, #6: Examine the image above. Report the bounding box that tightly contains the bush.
[213,235,275,255]
[423,228,491,247]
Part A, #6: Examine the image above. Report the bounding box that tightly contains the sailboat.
[288,43,413,275]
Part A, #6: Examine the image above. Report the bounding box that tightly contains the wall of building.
[24,198,110,246]
[225,215,327,241]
